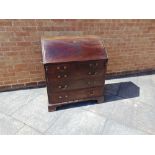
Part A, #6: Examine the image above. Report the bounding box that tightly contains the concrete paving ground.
[0,74,155,135]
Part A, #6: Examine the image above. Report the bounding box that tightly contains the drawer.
[48,86,104,104]
[47,76,105,92]
[45,63,74,75]
[45,60,106,81]
[78,60,105,71]
[75,60,106,77]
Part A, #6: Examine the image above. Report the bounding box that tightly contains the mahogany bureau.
[41,36,108,112]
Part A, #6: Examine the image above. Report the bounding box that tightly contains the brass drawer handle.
[87,81,91,85]
[89,90,94,95]
[59,96,62,99]
[88,72,97,75]
[58,85,68,89]
[89,63,98,67]
[87,81,96,85]
[57,74,68,78]
[58,95,68,99]
[57,66,67,70]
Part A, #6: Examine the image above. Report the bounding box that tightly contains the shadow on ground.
[57,81,140,111]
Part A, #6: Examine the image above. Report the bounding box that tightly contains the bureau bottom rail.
[48,96,104,112]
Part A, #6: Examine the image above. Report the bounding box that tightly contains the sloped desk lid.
[41,36,108,64]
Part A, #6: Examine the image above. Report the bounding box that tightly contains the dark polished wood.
[41,36,108,112]
[41,36,108,64]
[48,76,105,92]
[48,86,104,104]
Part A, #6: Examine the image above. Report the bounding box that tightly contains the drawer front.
[45,63,72,73]
[74,60,106,78]
[48,87,104,104]
[47,76,105,92]
[45,60,106,80]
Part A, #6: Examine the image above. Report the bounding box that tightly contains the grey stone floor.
[0,74,155,135]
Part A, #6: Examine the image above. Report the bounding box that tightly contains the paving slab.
[128,76,155,107]
[105,83,120,96]
[0,112,24,135]
[118,81,140,99]
[108,98,155,134]
[45,108,106,135]
[12,93,65,133]
[0,89,31,103]
[16,125,42,135]
[101,119,147,135]
[0,94,31,116]
[82,93,122,118]
[26,88,47,103]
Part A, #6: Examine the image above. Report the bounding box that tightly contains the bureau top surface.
[41,35,108,64]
